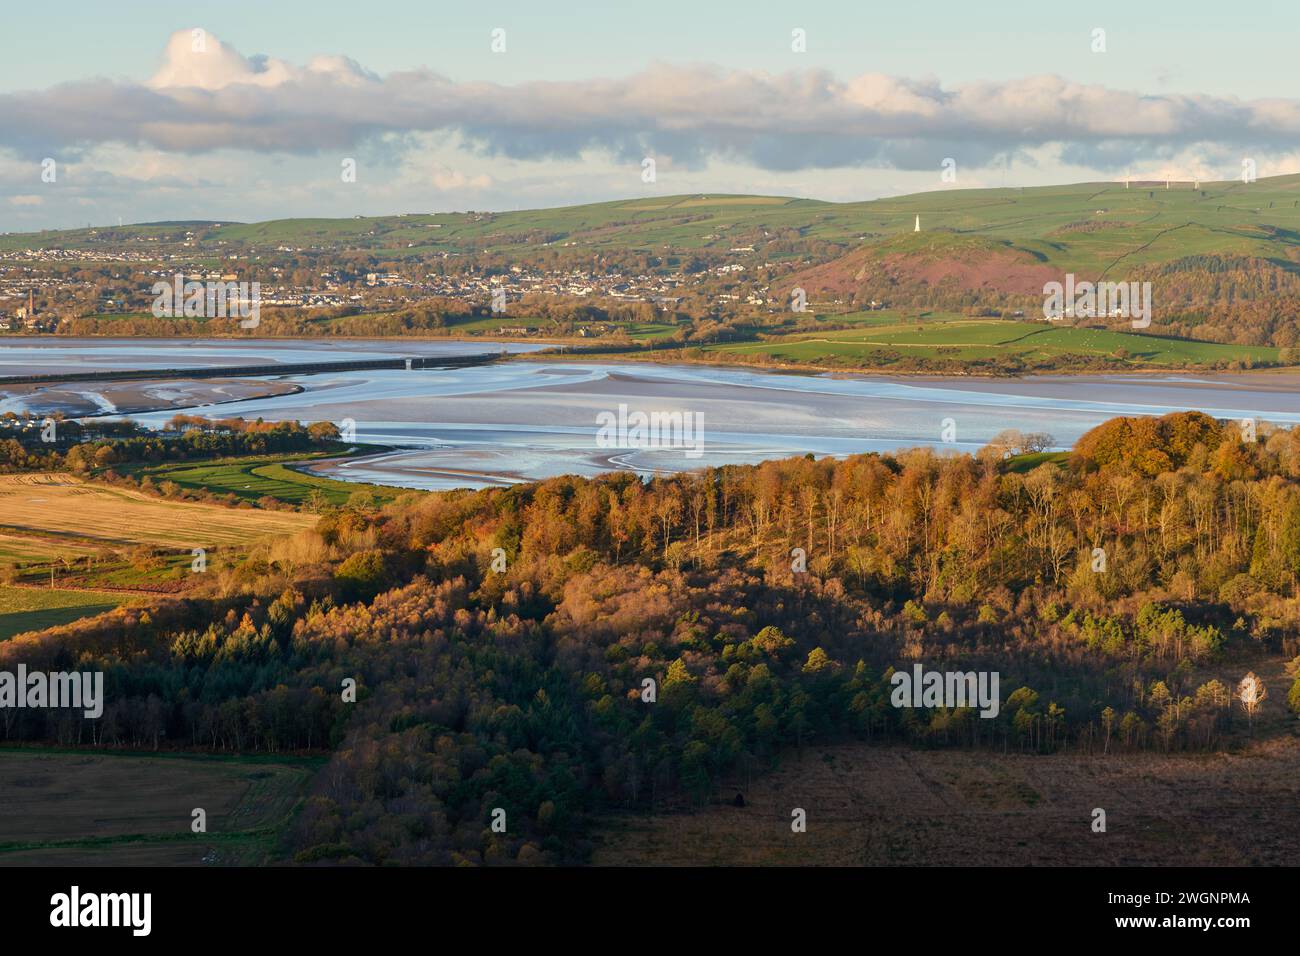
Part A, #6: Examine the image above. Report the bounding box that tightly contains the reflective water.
[4,338,1298,490]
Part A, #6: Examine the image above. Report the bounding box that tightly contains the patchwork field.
[0,750,318,865]
[593,737,1300,866]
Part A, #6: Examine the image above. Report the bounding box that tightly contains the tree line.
[2,411,1299,864]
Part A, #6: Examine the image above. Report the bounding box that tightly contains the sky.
[3,0,1300,229]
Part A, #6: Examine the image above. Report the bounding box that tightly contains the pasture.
[0,586,126,640]
[705,318,1279,367]
[180,176,1300,267]
[132,454,405,506]
[10,176,1300,272]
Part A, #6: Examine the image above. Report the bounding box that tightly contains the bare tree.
[1238,672,1267,733]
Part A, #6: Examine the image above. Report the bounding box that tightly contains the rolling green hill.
[10,177,1300,370]
[8,176,1300,270]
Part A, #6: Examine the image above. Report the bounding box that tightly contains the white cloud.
[146,29,374,91]
[428,166,491,191]
[8,30,1300,227]
[3,29,1300,175]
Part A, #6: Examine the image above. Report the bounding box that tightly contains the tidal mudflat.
[4,338,1298,490]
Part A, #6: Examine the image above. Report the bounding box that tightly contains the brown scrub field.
[0,750,318,865]
[592,735,1300,866]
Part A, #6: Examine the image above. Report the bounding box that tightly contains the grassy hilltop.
[9,175,1300,267]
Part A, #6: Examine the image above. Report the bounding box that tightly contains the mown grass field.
[0,585,127,640]
[0,473,314,550]
[0,530,100,566]
[811,309,965,327]
[127,452,407,506]
[0,750,319,865]
[0,472,318,601]
[704,318,1279,367]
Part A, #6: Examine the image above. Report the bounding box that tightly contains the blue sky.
[2,0,1299,228]
[1,0,1289,95]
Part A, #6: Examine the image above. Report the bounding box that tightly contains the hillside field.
[706,316,1280,367]
[594,736,1300,866]
[0,750,318,865]
[0,473,314,552]
[14,177,1300,271]
[0,472,318,603]
[0,586,127,640]
[123,452,409,506]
